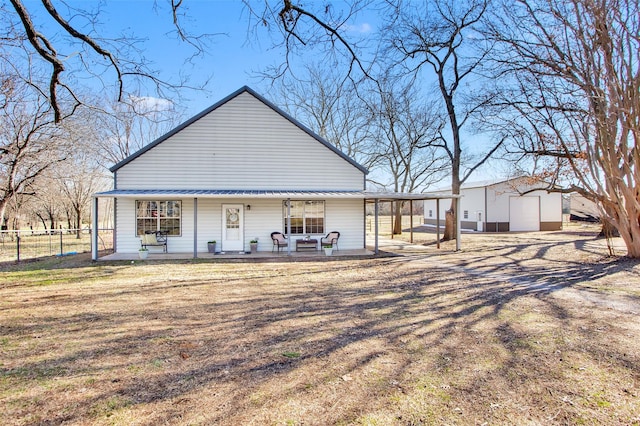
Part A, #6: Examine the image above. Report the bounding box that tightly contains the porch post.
[286,198,291,256]
[374,198,379,255]
[91,196,99,261]
[436,198,441,249]
[193,198,198,258]
[363,198,367,250]
[456,196,461,251]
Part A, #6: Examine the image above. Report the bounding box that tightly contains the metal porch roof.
[93,189,459,200]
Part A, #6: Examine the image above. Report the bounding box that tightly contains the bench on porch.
[140,231,168,253]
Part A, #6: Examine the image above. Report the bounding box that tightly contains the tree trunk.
[75,206,82,239]
[0,202,7,231]
[598,219,620,238]
[393,201,403,235]
[443,208,456,240]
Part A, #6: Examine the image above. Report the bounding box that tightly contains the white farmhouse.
[424,178,563,232]
[92,87,371,257]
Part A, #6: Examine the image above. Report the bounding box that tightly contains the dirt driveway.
[379,225,638,314]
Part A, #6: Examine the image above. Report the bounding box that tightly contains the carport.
[364,191,461,254]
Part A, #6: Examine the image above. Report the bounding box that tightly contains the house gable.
[112,86,367,191]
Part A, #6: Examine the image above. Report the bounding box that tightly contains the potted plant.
[138,247,149,259]
[250,238,258,253]
[323,244,333,256]
[207,240,216,253]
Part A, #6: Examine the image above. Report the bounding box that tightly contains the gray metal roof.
[94,189,458,200]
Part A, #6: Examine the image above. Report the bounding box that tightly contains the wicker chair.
[270,232,288,252]
[320,231,340,251]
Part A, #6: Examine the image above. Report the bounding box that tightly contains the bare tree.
[368,80,449,233]
[55,153,109,238]
[3,0,211,122]
[487,0,640,257]
[93,95,183,166]
[0,74,69,228]
[244,1,375,85]
[384,0,504,240]
[30,176,64,231]
[272,63,376,168]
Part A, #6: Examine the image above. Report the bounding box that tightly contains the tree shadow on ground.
[1,233,639,425]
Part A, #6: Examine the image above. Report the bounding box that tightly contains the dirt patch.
[1,226,639,425]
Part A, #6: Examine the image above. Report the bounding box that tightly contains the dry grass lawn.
[1,225,639,425]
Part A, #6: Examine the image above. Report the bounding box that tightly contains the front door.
[222,204,244,252]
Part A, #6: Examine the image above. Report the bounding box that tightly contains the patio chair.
[271,232,288,252]
[321,231,340,251]
[141,230,168,253]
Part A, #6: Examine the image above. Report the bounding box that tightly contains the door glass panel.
[226,208,240,240]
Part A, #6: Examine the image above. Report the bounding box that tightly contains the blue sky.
[99,1,287,114]
[42,0,376,117]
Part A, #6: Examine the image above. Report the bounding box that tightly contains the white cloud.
[342,22,372,34]
[129,95,174,113]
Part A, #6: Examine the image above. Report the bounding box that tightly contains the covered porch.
[91,190,460,261]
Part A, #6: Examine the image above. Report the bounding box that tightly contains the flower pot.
[323,247,333,256]
[250,243,258,253]
[207,243,216,253]
[138,250,149,259]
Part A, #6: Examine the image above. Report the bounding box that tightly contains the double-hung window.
[136,201,181,236]
[283,200,325,235]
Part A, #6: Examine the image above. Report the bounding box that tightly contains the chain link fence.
[0,229,114,262]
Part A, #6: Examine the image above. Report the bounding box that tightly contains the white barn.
[424,178,563,232]
[92,87,370,257]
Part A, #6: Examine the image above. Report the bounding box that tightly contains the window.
[283,200,325,235]
[136,201,181,236]
[463,210,469,219]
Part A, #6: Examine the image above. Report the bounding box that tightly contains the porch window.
[136,200,181,236]
[283,200,325,235]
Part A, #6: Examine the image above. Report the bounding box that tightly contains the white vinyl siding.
[116,92,364,191]
[115,197,364,253]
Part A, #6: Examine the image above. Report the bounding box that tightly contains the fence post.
[59,231,63,256]
[16,235,20,262]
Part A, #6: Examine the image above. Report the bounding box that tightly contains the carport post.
[456,196,461,251]
[286,198,292,256]
[410,200,414,243]
[91,196,99,261]
[390,201,394,239]
[374,198,379,255]
[193,198,198,258]
[436,198,440,249]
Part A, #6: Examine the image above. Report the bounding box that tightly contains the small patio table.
[296,238,318,251]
